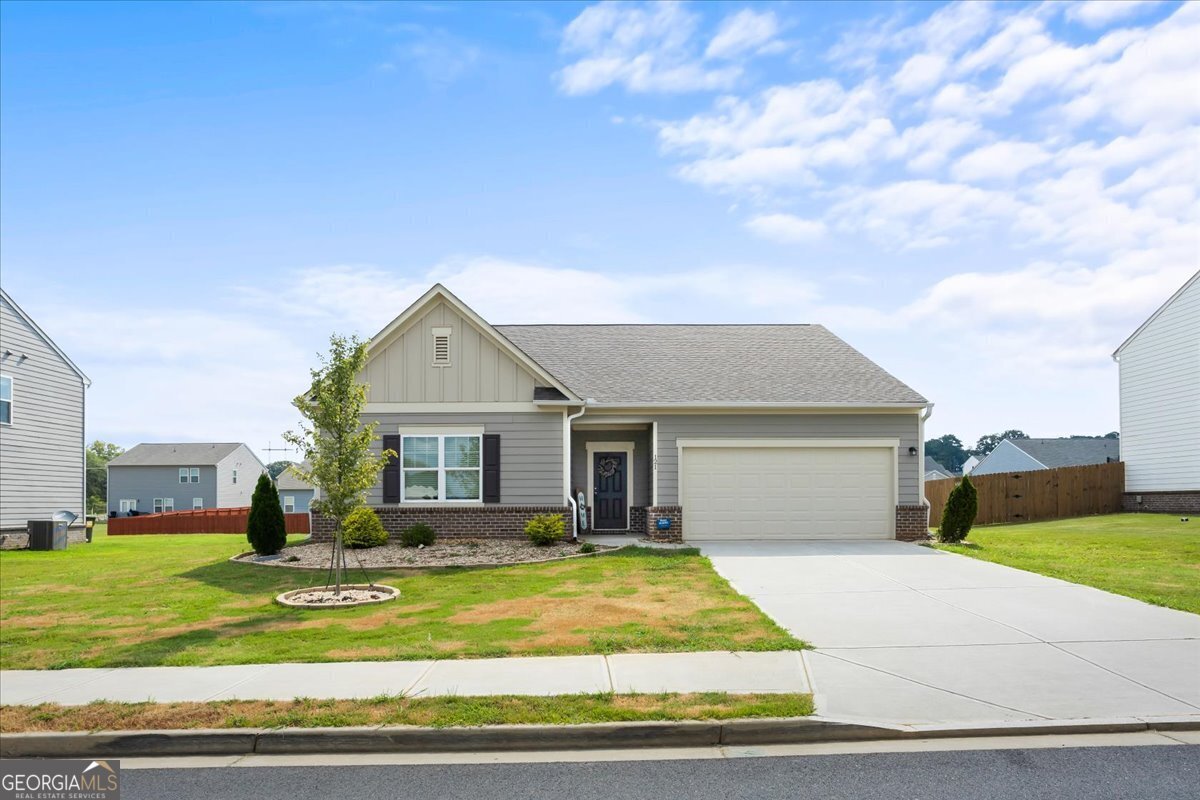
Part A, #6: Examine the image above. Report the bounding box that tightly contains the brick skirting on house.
[310,506,571,543]
[895,504,931,542]
[645,505,683,542]
[1121,491,1200,514]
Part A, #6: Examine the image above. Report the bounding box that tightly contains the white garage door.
[681,445,895,540]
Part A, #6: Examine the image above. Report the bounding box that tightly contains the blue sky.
[2,0,1196,457]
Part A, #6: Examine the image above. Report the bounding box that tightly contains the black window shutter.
[382,434,401,504]
[482,434,501,504]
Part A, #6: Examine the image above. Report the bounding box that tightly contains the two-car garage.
[679,440,897,541]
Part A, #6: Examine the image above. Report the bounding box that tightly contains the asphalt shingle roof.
[924,456,953,475]
[496,324,927,406]
[108,443,245,467]
[275,464,314,491]
[1009,438,1121,468]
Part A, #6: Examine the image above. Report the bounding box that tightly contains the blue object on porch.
[656,518,671,530]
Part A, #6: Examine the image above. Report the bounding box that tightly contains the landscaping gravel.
[239,539,617,569]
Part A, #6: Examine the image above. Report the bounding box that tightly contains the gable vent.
[432,327,452,367]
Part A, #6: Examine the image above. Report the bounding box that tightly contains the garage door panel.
[682,446,894,541]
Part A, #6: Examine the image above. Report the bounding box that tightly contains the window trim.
[193,497,204,510]
[190,467,200,483]
[153,497,175,514]
[119,499,137,513]
[232,468,238,484]
[179,468,188,484]
[0,374,12,426]
[400,433,483,503]
[283,496,295,513]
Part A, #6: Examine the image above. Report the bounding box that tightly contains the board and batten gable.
[0,290,89,530]
[362,298,542,404]
[652,413,924,507]
[215,444,266,508]
[1116,273,1200,493]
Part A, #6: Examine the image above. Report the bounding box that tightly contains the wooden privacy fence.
[925,461,1125,527]
[109,507,310,535]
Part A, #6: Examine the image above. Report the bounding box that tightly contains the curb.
[4,716,1196,759]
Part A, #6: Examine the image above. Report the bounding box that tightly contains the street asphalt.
[122,745,1198,800]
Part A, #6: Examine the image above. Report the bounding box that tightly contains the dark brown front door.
[593,451,628,530]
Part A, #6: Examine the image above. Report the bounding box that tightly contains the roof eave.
[577,401,930,410]
[0,287,91,386]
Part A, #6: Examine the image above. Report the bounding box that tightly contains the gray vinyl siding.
[107,465,217,515]
[970,440,1046,476]
[215,444,265,508]
[362,299,540,403]
[0,294,87,530]
[653,413,923,506]
[571,428,652,507]
[363,412,563,505]
[280,489,315,513]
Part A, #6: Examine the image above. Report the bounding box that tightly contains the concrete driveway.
[700,540,1200,726]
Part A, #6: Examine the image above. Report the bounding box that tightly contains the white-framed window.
[190,467,199,483]
[193,497,203,510]
[179,468,188,483]
[181,467,200,483]
[119,499,137,513]
[0,374,12,425]
[232,469,238,484]
[283,496,295,513]
[401,434,481,502]
[153,497,174,513]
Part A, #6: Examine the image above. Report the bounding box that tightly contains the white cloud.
[744,213,826,242]
[557,2,740,94]
[1066,0,1163,28]
[893,53,948,94]
[952,140,1052,181]
[705,9,781,60]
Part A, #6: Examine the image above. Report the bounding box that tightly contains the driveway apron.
[699,540,1200,725]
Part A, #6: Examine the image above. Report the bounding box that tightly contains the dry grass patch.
[1,693,814,732]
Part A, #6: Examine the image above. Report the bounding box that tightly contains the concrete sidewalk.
[0,651,809,706]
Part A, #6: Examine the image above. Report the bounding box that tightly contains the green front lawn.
[0,527,802,669]
[932,513,1200,614]
[0,692,814,732]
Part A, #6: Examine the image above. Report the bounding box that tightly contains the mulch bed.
[235,538,619,569]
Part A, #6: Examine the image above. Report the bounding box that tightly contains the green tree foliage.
[246,473,287,555]
[972,429,1028,457]
[924,434,968,473]
[283,334,395,591]
[266,460,294,480]
[86,440,124,514]
[343,507,388,549]
[937,475,979,543]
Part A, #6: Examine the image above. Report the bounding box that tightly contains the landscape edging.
[4,716,1196,759]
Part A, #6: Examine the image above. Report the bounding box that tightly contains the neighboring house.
[961,455,982,475]
[970,437,1120,477]
[106,443,265,516]
[924,456,954,481]
[1113,271,1200,513]
[276,464,316,513]
[310,284,932,544]
[0,288,91,532]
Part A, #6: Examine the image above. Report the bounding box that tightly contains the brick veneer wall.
[1121,491,1200,514]
[310,506,571,543]
[581,506,647,537]
[895,504,931,542]
[645,505,683,543]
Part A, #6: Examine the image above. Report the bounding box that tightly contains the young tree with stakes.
[283,334,395,595]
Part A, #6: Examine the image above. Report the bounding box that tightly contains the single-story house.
[1112,271,1199,513]
[924,456,954,481]
[309,284,933,544]
[276,464,317,513]
[107,443,265,516]
[0,288,90,534]
[970,437,1120,477]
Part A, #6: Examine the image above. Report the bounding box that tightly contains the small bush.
[525,514,565,546]
[342,507,388,549]
[579,541,597,554]
[247,473,288,556]
[400,523,437,548]
[938,475,979,543]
